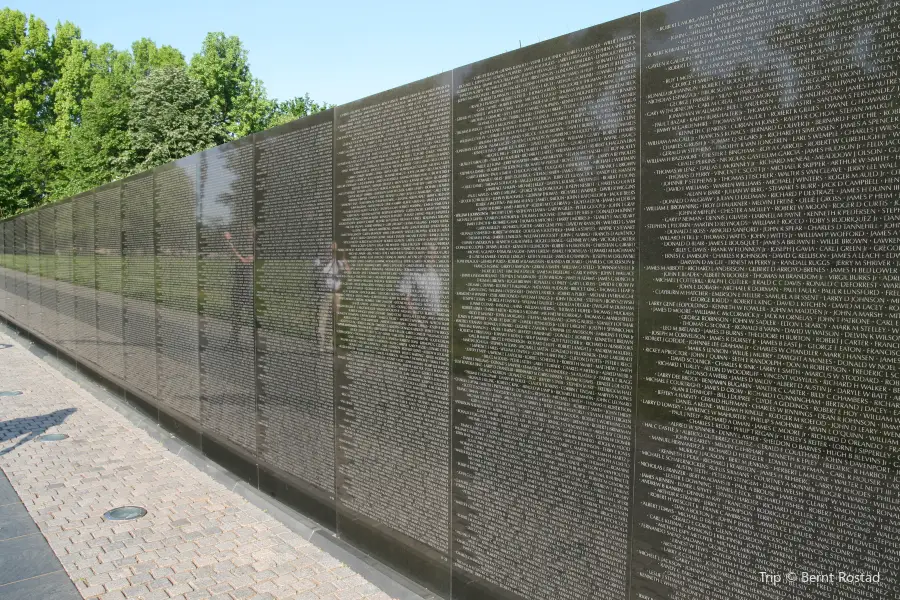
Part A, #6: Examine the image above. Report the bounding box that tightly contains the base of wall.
[337,505,452,597]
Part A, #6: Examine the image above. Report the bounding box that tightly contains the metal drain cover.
[103,506,147,521]
[0,391,22,397]
[39,434,69,441]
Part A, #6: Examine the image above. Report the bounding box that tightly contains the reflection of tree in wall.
[155,166,198,256]
[198,144,252,237]
[197,141,254,321]
[645,0,900,451]
[196,138,257,454]
[153,162,199,312]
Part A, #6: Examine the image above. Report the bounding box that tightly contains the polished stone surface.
[0,533,60,587]
[451,14,639,600]
[154,157,201,425]
[0,570,82,600]
[0,474,19,507]
[0,501,40,541]
[255,111,337,524]
[334,72,453,595]
[198,138,258,456]
[634,0,900,598]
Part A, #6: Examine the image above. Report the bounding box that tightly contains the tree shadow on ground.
[0,408,77,455]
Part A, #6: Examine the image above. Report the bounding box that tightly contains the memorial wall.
[12,215,25,324]
[72,192,98,365]
[335,73,452,590]
[451,16,639,600]
[254,112,337,522]
[635,1,900,599]
[0,221,5,315]
[0,0,898,598]
[39,207,57,343]
[95,184,125,380]
[56,201,76,354]
[25,211,41,332]
[154,157,201,426]
[122,174,158,401]
[198,139,257,460]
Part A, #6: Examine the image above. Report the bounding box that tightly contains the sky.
[22,0,672,107]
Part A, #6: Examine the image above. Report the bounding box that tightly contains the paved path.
[0,329,405,600]
[0,468,81,599]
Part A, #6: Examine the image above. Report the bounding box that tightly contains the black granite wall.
[1,1,898,598]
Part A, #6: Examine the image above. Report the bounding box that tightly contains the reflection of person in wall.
[316,242,349,352]
[224,226,254,346]
[395,243,442,355]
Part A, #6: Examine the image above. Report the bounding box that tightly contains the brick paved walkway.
[0,330,403,600]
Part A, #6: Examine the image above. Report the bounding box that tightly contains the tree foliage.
[0,9,327,218]
[129,67,217,170]
[189,32,273,142]
[270,94,332,128]
[132,38,185,76]
[56,44,134,195]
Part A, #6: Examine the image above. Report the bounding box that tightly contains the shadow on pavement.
[0,408,77,455]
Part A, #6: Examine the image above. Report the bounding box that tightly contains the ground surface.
[0,329,411,600]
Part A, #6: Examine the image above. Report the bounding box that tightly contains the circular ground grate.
[0,391,22,397]
[39,433,69,442]
[103,506,147,521]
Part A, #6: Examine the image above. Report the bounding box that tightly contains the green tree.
[0,13,327,215]
[44,24,97,198]
[0,9,29,123]
[0,121,30,217]
[132,37,185,76]
[57,44,135,195]
[189,32,273,141]
[0,10,54,126]
[269,93,330,127]
[48,27,91,139]
[128,66,217,169]
[0,10,57,213]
